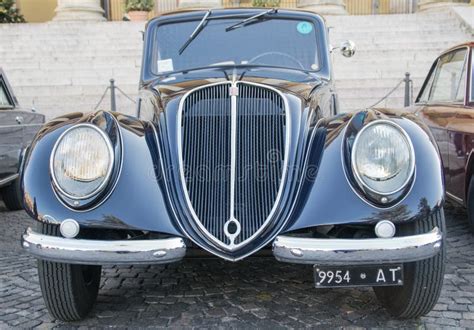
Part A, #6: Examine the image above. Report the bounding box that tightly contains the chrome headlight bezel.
[351,120,415,197]
[50,123,115,201]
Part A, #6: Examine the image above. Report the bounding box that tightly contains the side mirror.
[340,40,356,58]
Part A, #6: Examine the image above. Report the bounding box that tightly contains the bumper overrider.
[22,226,442,265]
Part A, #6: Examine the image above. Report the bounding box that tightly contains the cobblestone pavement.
[1,200,473,328]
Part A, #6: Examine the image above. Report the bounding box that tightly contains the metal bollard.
[110,79,117,112]
[404,72,411,107]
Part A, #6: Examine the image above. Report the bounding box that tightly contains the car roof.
[152,7,325,23]
[440,42,474,56]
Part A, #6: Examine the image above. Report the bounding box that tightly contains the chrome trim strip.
[0,173,18,187]
[176,81,291,252]
[226,82,240,248]
[50,123,115,201]
[446,191,464,205]
[22,227,186,265]
[0,124,44,128]
[273,227,442,265]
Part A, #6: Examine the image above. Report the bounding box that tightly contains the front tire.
[1,177,23,211]
[374,209,446,319]
[37,223,101,321]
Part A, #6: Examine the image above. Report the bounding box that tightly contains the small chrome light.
[375,220,396,238]
[60,219,80,238]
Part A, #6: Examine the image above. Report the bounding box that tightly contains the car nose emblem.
[229,86,239,96]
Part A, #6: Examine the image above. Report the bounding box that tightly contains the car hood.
[148,67,324,108]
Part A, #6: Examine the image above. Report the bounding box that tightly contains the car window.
[0,82,13,108]
[429,48,468,103]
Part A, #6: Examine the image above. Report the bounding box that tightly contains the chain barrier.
[366,72,412,109]
[94,79,136,112]
[95,73,413,112]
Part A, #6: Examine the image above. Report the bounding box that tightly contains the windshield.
[152,17,320,75]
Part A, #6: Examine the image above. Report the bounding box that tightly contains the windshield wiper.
[225,8,277,32]
[179,9,212,55]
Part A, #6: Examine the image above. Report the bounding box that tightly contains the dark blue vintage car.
[21,8,445,321]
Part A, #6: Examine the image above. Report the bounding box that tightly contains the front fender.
[22,111,183,236]
[22,109,444,238]
[284,109,445,232]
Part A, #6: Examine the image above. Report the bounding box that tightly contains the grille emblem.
[229,86,239,96]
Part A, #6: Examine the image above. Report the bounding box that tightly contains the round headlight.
[51,124,114,200]
[351,121,415,196]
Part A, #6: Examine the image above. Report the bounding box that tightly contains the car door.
[0,72,22,181]
[415,47,469,199]
[446,47,473,202]
[0,70,44,183]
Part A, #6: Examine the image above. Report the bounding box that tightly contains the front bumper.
[22,226,442,266]
[272,227,442,265]
[21,228,186,265]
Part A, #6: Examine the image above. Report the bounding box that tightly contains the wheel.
[374,208,446,319]
[37,223,101,321]
[1,177,23,211]
[467,176,474,233]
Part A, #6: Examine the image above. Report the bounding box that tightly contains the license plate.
[314,265,403,288]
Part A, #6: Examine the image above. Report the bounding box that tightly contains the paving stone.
[463,312,474,320]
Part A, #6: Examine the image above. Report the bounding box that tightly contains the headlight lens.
[51,125,113,199]
[352,121,414,195]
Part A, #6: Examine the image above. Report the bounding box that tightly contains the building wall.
[109,0,178,20]
[17,0,58,22]
[14,0,472,22]
[147,0,416,16]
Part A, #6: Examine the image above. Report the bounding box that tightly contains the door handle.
[15,116,23,124]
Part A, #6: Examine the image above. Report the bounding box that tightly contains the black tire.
[1,177,23,211]
[374,209,446,319]
[37,223,101,321]
[467,176,474,233]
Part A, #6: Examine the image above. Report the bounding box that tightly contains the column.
[53,0,106,21]
[178,0,223,8]
[298,0,347,15]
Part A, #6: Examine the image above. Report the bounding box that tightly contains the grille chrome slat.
[179,82,288,250]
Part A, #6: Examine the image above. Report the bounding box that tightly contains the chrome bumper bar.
[272,227,442,265]
[0,173,18,188]
[21,228,186,265]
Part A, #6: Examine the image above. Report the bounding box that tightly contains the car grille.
[180,82,287,249]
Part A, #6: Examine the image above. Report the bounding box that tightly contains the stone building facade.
[15,0,472,22]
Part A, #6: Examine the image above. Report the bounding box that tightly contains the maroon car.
[415,42,474,231]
